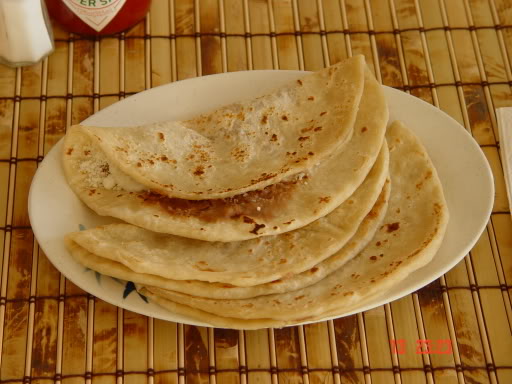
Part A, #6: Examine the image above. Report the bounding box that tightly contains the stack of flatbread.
[62,55,449,329]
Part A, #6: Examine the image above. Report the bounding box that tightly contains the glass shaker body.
[0,0,55,67]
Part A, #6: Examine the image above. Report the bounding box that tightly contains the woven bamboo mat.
[0,0,511,383]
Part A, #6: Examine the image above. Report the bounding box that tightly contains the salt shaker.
[0,0,54,67]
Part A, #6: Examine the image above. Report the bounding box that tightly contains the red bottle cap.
[45,0,151,36]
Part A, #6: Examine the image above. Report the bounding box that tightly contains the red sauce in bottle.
[45,0,151,36]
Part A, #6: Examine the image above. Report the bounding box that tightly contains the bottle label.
[62,0,127,32]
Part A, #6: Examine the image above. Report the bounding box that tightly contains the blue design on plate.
[84,267,102,285]
[79,226,148,304]
[123,281,136,298]
[138,291,149,303]
[123,281,149,303]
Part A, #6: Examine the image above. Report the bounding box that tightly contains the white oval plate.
[29,71,494,327]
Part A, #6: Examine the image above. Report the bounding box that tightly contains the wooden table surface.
[0,0,512,383]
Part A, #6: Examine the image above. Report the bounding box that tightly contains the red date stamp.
[390,339,452,355]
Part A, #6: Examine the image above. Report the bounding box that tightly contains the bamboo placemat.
[0,0,511,383]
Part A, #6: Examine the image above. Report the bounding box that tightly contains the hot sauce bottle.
[45,0,151,36]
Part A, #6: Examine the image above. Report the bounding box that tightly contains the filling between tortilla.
[72,140,306,224]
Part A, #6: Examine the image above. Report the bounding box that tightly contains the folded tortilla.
[63,55,365,201]
[62,65,387,242]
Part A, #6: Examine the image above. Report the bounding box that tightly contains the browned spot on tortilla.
[194,266,222,272]
[295,295,305,300]
[282,115,288,121]
[160,155,168,161]
[386,222,400,232]
[347,200,354,205]
[308,151,314,156]
[141,178,301,223]
[158,132,165,141]
[88,189,96,196]
[343,291,354,296]
[84,150,90,156]
[270,134,278,142]
[396,208,401,214]
[361,126,368,132]
[283,220,295,225]
[314,126,322,132]
[298,136,310,141]
[308,96,314,101]
[376,241,382,246]
[311,267,319,273]
[270,279,282,284]
[370,256,377,261]
[242,216,266,234]
[231,147,248,161]
[193,166,205,176]
[153,214,159,217]
[261,115,268,124]
[241,303,254,308]
[297,79,303,85]
[149,159,155,165]
[250,172,277,184]
[319,196,331,203]
[186,146,210,164]
[66,147,74,155]
[273,300,281,304]
[320,111,327,116]
[243,216,255,224]
[250,223,266,234]
[273,226,278,230]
